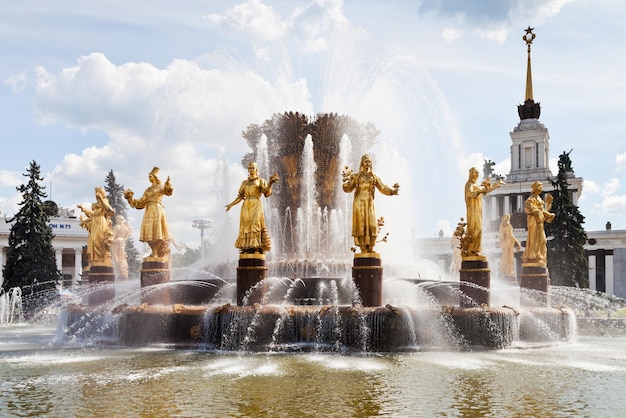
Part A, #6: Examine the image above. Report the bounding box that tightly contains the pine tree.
[104,169,141,277]
[2,161,60,310]
[104,169,127,219]
[546,151,588,287]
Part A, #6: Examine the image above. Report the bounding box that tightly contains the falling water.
[0,287,23,324]
[297,134,317,258]
[256,134,270,179]
[337,134,353,253]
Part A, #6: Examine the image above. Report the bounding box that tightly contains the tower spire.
[517,26,541,120]
[523,26,535,101]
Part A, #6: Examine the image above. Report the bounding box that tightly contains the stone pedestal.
[140,260,170,305]
[520,264,550,307]
[352,253,383,307]
[459,258,491,307]
[81,266,90,284]
[87,263,115,305]
[237,254,267,306]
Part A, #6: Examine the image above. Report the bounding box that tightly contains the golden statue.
[78,187,115,264]
[522,181,554,266]
[499,213,521,277]
[463,167,503,258]
[450,234,462,277]
[111,215,132,279]
[124,167,173,260]
[342,154,399,253]
[226,162,278,254]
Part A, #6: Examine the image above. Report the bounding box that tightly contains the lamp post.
[192,219,212,268]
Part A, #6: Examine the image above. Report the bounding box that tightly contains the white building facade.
[0,208,87,288]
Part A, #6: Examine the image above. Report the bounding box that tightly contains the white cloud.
[460,152,486,173]
[204,0,288,42]
[206,0,351,54]
[32,53,312,151]
[582,179,601,195]
[600,194,626,214]
[2,70,30,93]
[442,27,461,42]
[602,178,620,197]
[0,170,22,188]
[428,0,578,43]
[291,0,349,53]
[616,151,626,170]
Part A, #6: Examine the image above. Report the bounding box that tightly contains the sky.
[1,0,625,259]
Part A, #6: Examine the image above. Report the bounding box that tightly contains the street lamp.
[192,219,212,268]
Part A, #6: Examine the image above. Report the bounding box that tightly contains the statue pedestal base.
[460,258,491,307]
[520,264,550,307]
[352,253,383,307]
[87,263,115,305]
[140,260,170,305]
[237,254,267,306]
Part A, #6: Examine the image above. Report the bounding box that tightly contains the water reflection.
[1,325,626,417]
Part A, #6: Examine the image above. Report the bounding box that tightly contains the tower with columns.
[484,27,583,227]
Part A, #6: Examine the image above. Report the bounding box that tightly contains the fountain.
[55,112,577,352]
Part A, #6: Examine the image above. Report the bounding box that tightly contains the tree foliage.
[171,246,201,269]
[2,161,60,309]
[104,169,141,277]
[546,151,588,287]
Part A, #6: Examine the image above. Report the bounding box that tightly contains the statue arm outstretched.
[77,203,93,217]
[163,176,174,196]
[374,175,400,196]
[226,184,245,211]
[124,189,146,210]
[262,173,279,197]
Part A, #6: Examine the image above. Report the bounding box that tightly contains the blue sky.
[1,0,625,256]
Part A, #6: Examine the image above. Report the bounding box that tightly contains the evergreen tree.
[104,169,127,218]
[546,151,588,287]
[104,169,141,278]
[2,161,60,309]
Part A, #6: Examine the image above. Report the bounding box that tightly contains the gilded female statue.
[124,167,173,260]
[499,213,521,277]
[464,167,503,257]
[522,181,554,265]
[78,187,115,264]
[342,154,399,253]
[111,215,132,279]
[226,162,278,254]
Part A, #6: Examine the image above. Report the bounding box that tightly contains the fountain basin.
[62,303,575,352]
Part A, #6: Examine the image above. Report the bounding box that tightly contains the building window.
[524,147,532,168]
[536,143,539,168]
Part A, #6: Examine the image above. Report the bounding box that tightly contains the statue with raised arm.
[226,162,278,254]
[463,167,503,258]
[522,181,555,266]
[499,213,521,277]
[342,154,399,253]
[78,187,115,264]
[124,167,173,260]
[111,215,132,279]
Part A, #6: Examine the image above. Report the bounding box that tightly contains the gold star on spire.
[523,26,536,49]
